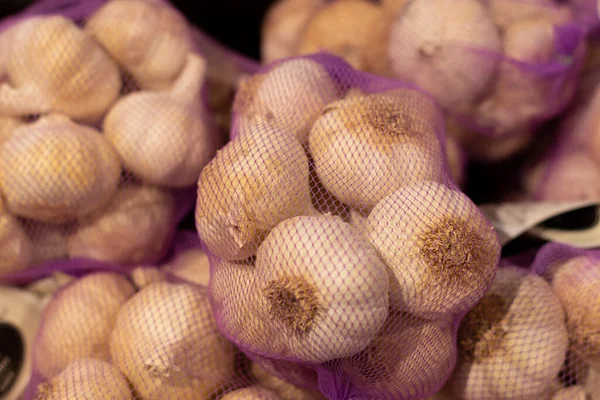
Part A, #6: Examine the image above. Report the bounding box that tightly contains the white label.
[479,200,600,248]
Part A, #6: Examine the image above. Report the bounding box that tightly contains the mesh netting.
[196,53,502,400]
[261,0,586,162]
[0,0,246,276]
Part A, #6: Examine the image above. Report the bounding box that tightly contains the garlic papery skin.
[535,152,600,201]
[130,266,167,290]
[251,361,326,400]
[86,0,192,90]
[104,53,217,188]
[550,385,587,400]
[109,282,237,400]
[237,58,338,143]
[34,358,131,400]
[221,386,283,400]
[367,180,500,318]
[339,313,456,399]
[387,0,501,111]
[0,114,121,223]
[488,0,574,30]
[308,90,444,210]
[449,266,569,400]
[0,16,120,122]
[348,208,369,235]
[67,185,176,264]
[261,0,326,63]
[0,193,31,274]
[163,248,210,286]
[34,272,136,380]
[549,256,600,371]
[195,123,312,261]
[245,215,388,363]
[24,221,72,266]
[0,116,24,150]
[296,0,385,72]
[476,15,580,135]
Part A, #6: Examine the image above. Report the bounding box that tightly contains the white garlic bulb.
[535,152,600,201]
[130,266,167,289]
[477,15,579,135]
[488,0,574,30]
[449,266,569,400]
[86,0,192,90]
[387,0,501,111]
[67,185,176,264]
[261,0,326,63]
[34,358,131,400]
[0,116,24,150]
[24,221,72,266]
[0,114,121,223]
[348,208,369,235]
[0,15,120,122]
[296,0,385,71]
[214,215,389,363]
[0,193,31,274]
[339,313,456,399]
[367,181,500,318]
[34,272,136,379]
[549,256,600,371]
[221,386,283,400]
[109,282,237,400]
[196,123,312,261]
[309,90,444,210]
[104,53,217,188]
[550,385,587,400]
[237,58,338,143]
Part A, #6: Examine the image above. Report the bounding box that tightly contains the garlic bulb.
[0,16,120,122]
[251,361,326,400]
[104,53,216,187]
[488,0,574,30]
[130,266,167,289]
[445,133,466,187]
[238,58,338,143]
[109,282,237,400]
[449,266,569,400]
[24,221,72,266]
[34,272,135,379]
[349,208,369,234]
[216,215,389,363]
[387,0,501,110]
[0,114,121,223]
[0,194,31,274]
[261,0,326,63]
[34,358,131,400]
[339,313,456,399]
[583,367,600,400]
[221,386,282,400]
[296,0,385,71]
[367,181,500,318]
[549,256,600,370]
[477,15,578,135]
[196,123,312,261]
[536,152,600,201]
[309,90,444,210]
[86,0,192,90]
[550,385,587,400]
[67,185,176,264]
[163,248,210,286]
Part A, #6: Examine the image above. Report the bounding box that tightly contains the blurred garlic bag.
[202,53,501,399]
[0,15,121,122]
[86,0,193,90]
[445,265,568,400]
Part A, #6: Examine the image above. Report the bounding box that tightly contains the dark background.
[0,0,271,60]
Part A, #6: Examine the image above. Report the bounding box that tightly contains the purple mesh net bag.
[195,53,502,400]
[0,0,258,276]
[262,0,586,162]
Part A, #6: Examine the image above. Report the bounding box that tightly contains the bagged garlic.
[199,53,501,400]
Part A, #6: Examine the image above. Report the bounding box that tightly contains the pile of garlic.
[262,0,584,161]
[0,0,219,272]
[196,55,502,399]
